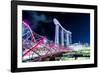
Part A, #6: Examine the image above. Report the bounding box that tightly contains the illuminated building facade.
[53,18,72,47]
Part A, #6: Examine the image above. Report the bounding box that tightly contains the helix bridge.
[22,19,73,62]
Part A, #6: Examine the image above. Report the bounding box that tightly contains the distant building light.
[43,38,48,44]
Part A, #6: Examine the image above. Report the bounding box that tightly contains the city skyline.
[22,10,90,44]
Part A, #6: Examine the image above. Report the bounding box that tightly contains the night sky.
[22,10,90,44]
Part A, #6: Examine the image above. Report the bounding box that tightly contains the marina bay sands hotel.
[53,18,72,47]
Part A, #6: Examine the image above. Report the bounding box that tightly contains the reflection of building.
[53,18,72,47]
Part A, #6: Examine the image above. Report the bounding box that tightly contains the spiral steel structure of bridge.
[22,18,72,62]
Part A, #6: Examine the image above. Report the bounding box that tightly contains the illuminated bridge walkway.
[22,18,72,62]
